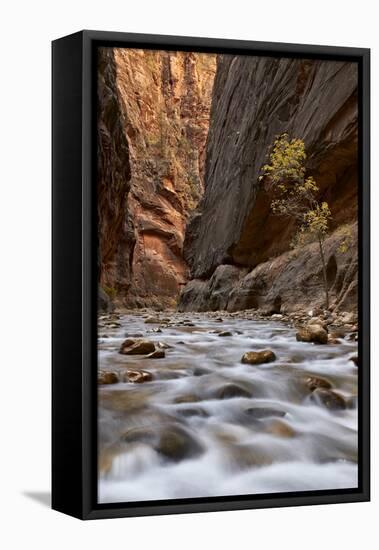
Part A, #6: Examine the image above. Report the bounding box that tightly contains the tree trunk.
[318,235,329,310]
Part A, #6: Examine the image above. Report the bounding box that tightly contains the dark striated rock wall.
[184,55,358,280]
[97,48,136,298]
[180,54,358,313]
[179,224,358,314]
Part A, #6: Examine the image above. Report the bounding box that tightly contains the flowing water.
[98,311,358,503]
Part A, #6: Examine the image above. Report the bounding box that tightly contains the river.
[97,311,358,503]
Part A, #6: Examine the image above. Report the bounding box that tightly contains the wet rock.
[218,331,233,337]
[122,427,156,445]
[296,324,328,345]
[156,426,204,462]
[328,336,341,344]
[271,314,283,320]
[241,350,276,365]
[101,390,150,413]
[98,371,119,385]
[124,370,153,384]
[350,355,359,367]
[265,419,295,438]
[144,317,161,324]
[146,349,166,359]
[310,388,347,410]
[227,444,273,468]
[193,367,212,377]
[119,339,156,355]
[329,329,346,339]
[124,332,144,338]
[157,341,173,349]
[216,384,252,400]
[302,375,333,392]
[245,407,286,419]
[106,322,121,329]
[308,317,328,331]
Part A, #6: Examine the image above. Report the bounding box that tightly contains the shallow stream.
[98,312,358,503]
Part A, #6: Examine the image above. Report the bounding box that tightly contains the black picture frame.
[52,30,370,520]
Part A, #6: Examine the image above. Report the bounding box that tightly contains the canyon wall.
[97,48,135,309]
[180,55,358,313]
[97,47,216,308]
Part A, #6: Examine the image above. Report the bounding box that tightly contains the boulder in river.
[146,349,166,359]
[241,349,276,365]
[119,339,156,355]
[302,375,332,392]
[98,371,119,385]
[124,370,153,384]
[218,331,233,337]
[216,384,252,399]
[310,388,347,410]
[144,316,161,324]
[156,425,204,462]
[296,324,328,345]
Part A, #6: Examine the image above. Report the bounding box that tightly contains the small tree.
[260,134,332,309]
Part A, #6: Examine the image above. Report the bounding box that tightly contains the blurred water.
[98,312,358,503]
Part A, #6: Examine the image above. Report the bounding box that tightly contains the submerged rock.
[241,349,276,365]
[310,388,347,410]
[245,407,286,419]
[119,339,155,355]
[156,426,204,462]
[296,324,328,345]
[216,384,252,400]
[192,367,212,377]
[98,371,119,385]
[218,331,233,337]
[302,375,333,392]
[177,407,209,418]
[174,394,201,404]
[265,419,295,438]
[144,317,162,324]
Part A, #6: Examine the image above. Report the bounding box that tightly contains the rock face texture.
[97,47,216,308]
[179,224,357,313]
[180,55,358,312]
[97,48,135,298]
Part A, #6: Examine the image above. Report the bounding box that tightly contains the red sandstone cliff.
[97,47,216,308]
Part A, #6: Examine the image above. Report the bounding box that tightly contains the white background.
[0,0,376,548]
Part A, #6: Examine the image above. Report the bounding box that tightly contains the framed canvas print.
[52,30,370,519]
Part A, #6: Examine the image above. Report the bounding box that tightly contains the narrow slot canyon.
[96,48,359,504]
